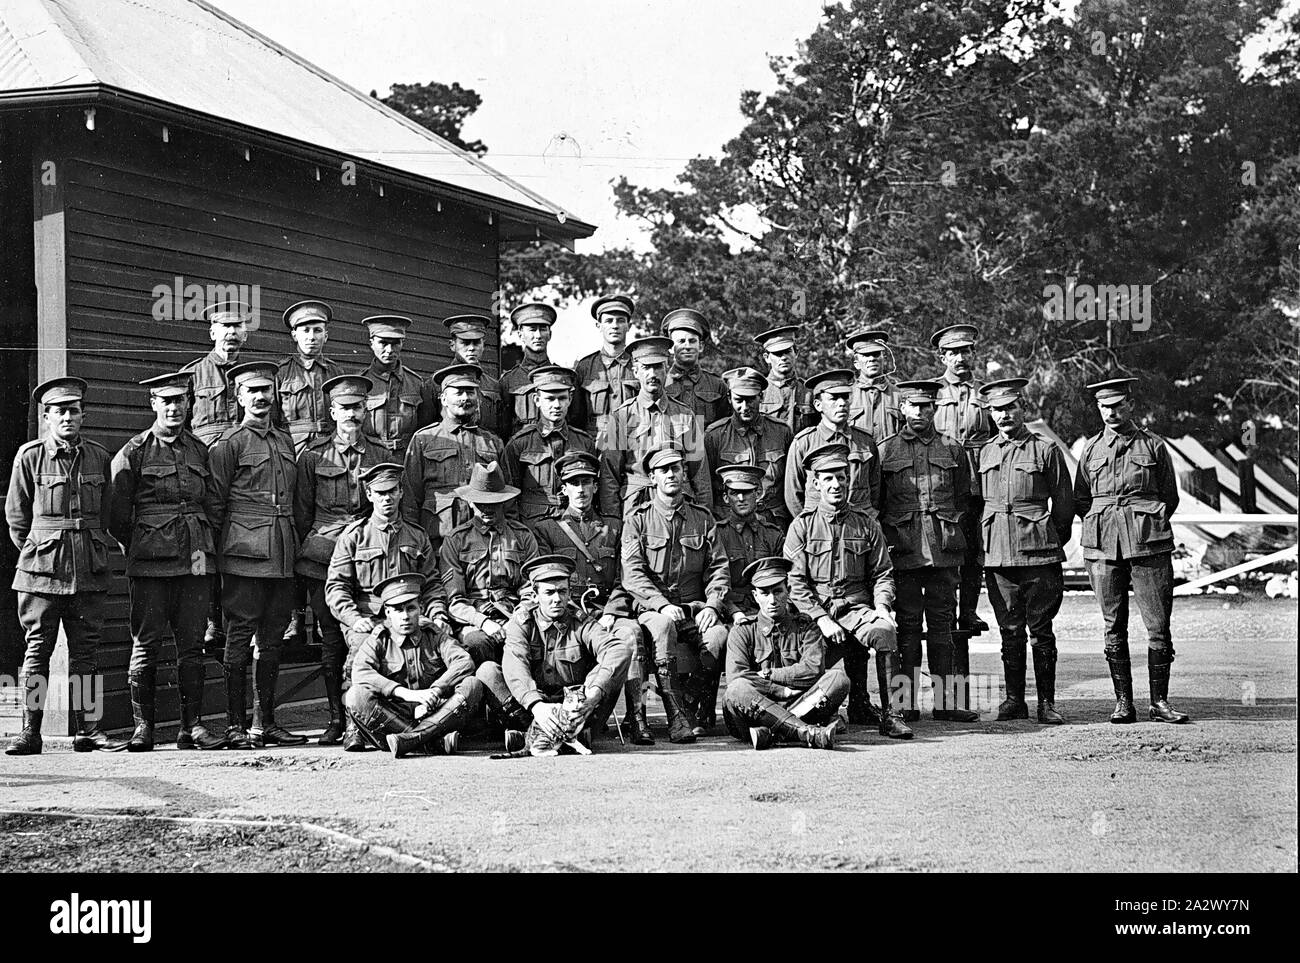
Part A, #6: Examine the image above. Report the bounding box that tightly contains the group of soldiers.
[4,294,1191,759]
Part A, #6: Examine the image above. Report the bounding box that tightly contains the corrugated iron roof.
[0,0,592,235]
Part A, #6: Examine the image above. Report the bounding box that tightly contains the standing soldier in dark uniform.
[662,309,730,427]
[402,363,506,552]
[358,314,431,459]
[500,555,634,753]
[714,465,786,630]
[439,314,504,438]
[208,361,308,749]
[977,378,1074,724]
[930,324,995,633]
[326,463,447,750]
[704,367,793,526]
[108,371,225,752]
[724,557,844,750]
[846,328,901,441]
[784,443,912,738]
[277,300,341,647]
[785,369,881,520]
[5,378,123,755]
[598,336,712,514]
[438,462,540,742]
[293,375,390,745]
[621,446,731,743]
[753,324,814,432]
[501,303,570,440]
[1075,378,1188,725]
[503,365,609,523]
[346,572,481,759]
[533,452,650,744]
[877,381,978,722]
[574,295,639,437]
[183,300,252,649]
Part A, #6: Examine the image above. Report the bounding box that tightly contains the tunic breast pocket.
[352,546,386,586]
[841,537,867,580]
[396,543,426,572]
[182,461,209,501]
[36,474,69,515]
[192,385,227,424]
[422,446,461,487]
[586,379,613,415]
[79,472,106,516]
[314,462,348,499]
[1012,459,1044,499]
[804,538,834,583]
[644,533,671,571]
[1127,451,1156,491]
[720,447,754,467]
[237,450,269,488]
[279,379,311,418]
[516,448,553,482]
[679,533,706,573]
[927,452,959,496]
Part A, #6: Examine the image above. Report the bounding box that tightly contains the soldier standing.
[499,555,634,753]
[753,324,813,432]
[5,378,123,755]
[108,371,225,752]
[598,336,712,514]
[574,294,639,437]
[930,324,996,633]
[533,452,650,744]
[358,314,431,458]
[402,363,506,552]
[714,465,786,629]
[502,365,609,522]
[208,361,308,749]
[846,328,901,441]
[784,444,912,738]
[723,557,843,750]
[662,309,730,427]
[784,369,881,519]
[501,303,571,440]
[1075,378,1188,724]
[876,381,978,722]
[621,446,731,743]
[704,367,793,526]
[346,572,482,759]
[977,378,1074,724]
[326,463,447,750]
[440,314,504,437]
[293,375,390,745]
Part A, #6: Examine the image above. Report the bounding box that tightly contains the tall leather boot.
[846,652,881,726]
[1148,655,1190,724]
[876,651,913,739]
[930,641,978,722]
[950,634,980,722]
[177,663,227,750]
[72,708,127,752]
[387,692,473,759]
[750,700,835,750]
[318,664,345,746]
[225,664,253,748]
[1033,648,1065,724]
[687,669,720,736]
[127,667,156,752]
[4,710,43,756]
[251,652,308,747]
[654,659,696,744]
[1107,658,1137,724]
[997,643,1029,720]
[899,644,921,722]
[624,678,654,745]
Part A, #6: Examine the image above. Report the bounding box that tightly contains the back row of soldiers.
[4,296,1190,758]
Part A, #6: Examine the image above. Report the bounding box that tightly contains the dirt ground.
[1,595,1295,873]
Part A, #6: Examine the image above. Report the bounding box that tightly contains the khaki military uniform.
[325,514,446,639]
[705,414,794,526]
[760,375,814,433]
[500,349,554,441]
[276,354,341,454]
[574,348,639,437]
[182,350,242,448]
[934,372,995,622]
[598,393,713,515]
[849,375,901,441]
[439,516,539,664]
[717,513,786,621]
[665,363,730,427]
[401,420,507,548]
[360,359,429,458]
[503,421,609,521]
[784,421,880,520]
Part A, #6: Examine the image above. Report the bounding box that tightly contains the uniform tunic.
[439,516,539,629]
[428,357,505,439]
[326,515,445,627]
[293,433,390,580]
[784,420,881,520]
[726,610,826,693]
[532,507,632,617]
[621,497,730,614]
[876,426,971,570]
[574,348,639,437]
[402,420,507,545]
[276,353,341,454]
[665,363,730,427]
[503,421,608,521]
[7,435,114,595]
[500,348,553,440]
[598,393,712,514]
[849,375,901,441]
[182,350,241,448]
[704,414,793,524]
[502,607,631,709]
[978,426,1073,567]
[716,513,786,619]
[360,358,429,457]
[351,626,475,699]
[760,374,814,433]
[933,372,995,453]
[783,505,895,623]
[1074,425,1180,561]
[208,421,299,579]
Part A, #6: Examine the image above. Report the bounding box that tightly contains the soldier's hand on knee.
[817,615,850,646]
[599,613,617,630]
[481,619,505,641]
[872,606,896,629]
[695,605,719,633]
[532,702,566,741]
[660,604,688,624]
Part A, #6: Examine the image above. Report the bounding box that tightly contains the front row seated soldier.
[724,557,845,750]
[439,461,539,745]
[109,371,225,752]
[876,380,978,723]
[1075,377,1188,725]
[5,377,126,755]
[714,464,785,628]
[976,378,1074,725]
[532,452,651,744]
[499,555,634,753]
[345,572,483,759]
[785,443,913,739]
[621,445,731,744]
[326,462,448,750]
[293,375,390,745]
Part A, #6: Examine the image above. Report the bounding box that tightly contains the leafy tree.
[374,81,488,156]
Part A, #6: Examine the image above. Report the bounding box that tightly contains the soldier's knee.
[723,676,759,707]
[344,685,374,716]
[821,665,850,696]
[861,622,897,652]
[474,661,505,688]
[454,676,484,710]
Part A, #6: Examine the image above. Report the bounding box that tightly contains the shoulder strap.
[556,517,600,566]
